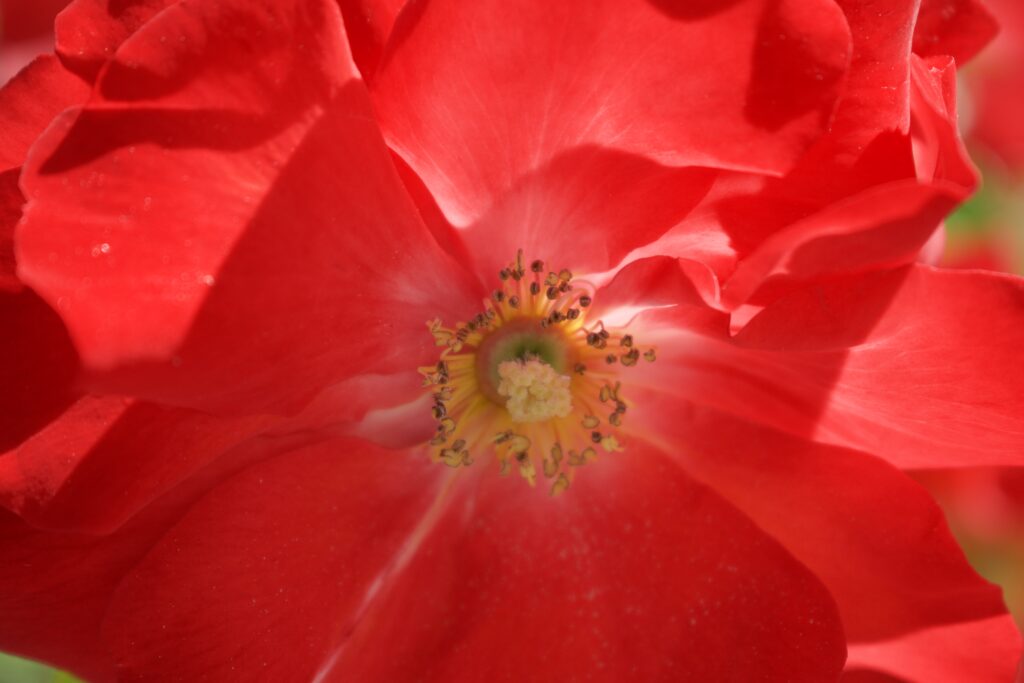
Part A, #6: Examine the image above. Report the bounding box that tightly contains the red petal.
[0,431,346,680]
[54,0,178,80]
[0,396,278,534]
[913,0,998,64]
[734,266,1024,468]
[0,286,78,453]
[372,0,850,228]
[0,54,88,171]
[847,615,1023,682]
[19,0,481,414]
[720,54,974,309]
[327,450,846,681]
[335,0,406,80]
[103,439,447,682]
[0,0,69,41]
[0,508,124,682]
[631,403,1007,641]
[0,169,24,290]
[458,149,715,284]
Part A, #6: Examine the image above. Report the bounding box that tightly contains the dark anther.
[493,290,505,302]
[579,295,592,308]
[587,332,601,346]
[621,335,633,348]
[531,260,544,273]
[546,286,559,300]
[558,282,571,293]
[567,308,580,320]
[574,363,587,375]
[616,401,627,414]
[590,431,602,443]
[499,269,510,281]
[530,282,541,296]
[605,354,617,364]
[432,403,447,419]
[509,295,520,308]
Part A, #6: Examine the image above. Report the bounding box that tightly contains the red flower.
[0,1,1021,681]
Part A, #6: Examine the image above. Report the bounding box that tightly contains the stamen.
[420,250,655,494]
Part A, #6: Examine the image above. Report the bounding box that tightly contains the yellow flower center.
[419,250,655,496]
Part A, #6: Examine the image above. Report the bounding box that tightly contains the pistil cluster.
[419,251,655,496]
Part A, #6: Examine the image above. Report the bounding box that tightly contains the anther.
[558,269,572,282]
[509,295,520,308]
[621,335,634,348]
[606,354,617,364]
[531,259,544,273]
[550,473,570,496]
[579,295,592,308]
[499,268,510,281]
[574,363,586,375]
[591,431,602,443]
[643,349,657,362]
[581,415,600,429]
[546,286,559,300]
[493,290,505,302]
[530,282,540,296]
[567,308,580,320]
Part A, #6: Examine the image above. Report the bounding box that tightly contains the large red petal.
[734,266,1024,468]
[102,440,447,682]
[326,449,847,681]
[18,0,481,414]
[372,0,850,228]
[846,615,1022,683]
[0,431,359,681]
[0,396,276,534]
[457,149,716,284]
[630,403,1007,641]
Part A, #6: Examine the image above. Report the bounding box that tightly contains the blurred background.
[1,0,1022,680]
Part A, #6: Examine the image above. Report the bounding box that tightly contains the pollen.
[497,359,573,422]
[419,249,656,496]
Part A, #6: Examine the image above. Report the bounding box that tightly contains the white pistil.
[496,359,573,423]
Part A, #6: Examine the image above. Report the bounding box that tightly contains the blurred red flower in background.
[0,1,1022,681]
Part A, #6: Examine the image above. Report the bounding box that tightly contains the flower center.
[497,358,573,422]
[420,250,655,496]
